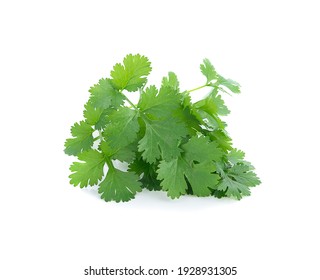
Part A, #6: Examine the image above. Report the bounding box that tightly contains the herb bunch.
[64,54,261,202]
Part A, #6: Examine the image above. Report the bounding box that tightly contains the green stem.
[187,83,211,93]
[105,156,115,171]
[93,131,104,142]
[119,90,150,122]
[120,91,138,110]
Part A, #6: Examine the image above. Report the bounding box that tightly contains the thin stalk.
[119,90,150,122]
[187,84,211,93]
[120,91,138,110]
[93,131,103,142]
[105,157,115,171]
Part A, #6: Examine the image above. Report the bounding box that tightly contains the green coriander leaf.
[158,159,220,198]
[94,109,109,130]
[193,94,230,131]
[157,135,221,198]
[193,107,226,130]
[99,141,112,157]
[112,143,137,163]
[129,156,162,191]
[137,85,157,111]
[89,78,124,109]
[207,129,233,152]
[64,121,94,156]
[183,135,223,163]
[103,107,139,151]
[227,149,255,169]
[140,171,162,191]
[228,165,261,186]
[200,58,217,83]
[208,91,231,116]
[110,54,152,92]
[99,140,136,163]
[174,92,202,135]
[212,189,227,198]
[174,106,201,136]
[138,118,188,164]
[161,72,179,91]
[138,86,181,119]
[217,74,241,94]
[216,176,250,199]
[186,162,220,196]
[216,164,260,199]
[157,158,188,198]
[98,169,142,202]
[69,149,105,188]
[83,102,104,126]
[182,136,221,196]
[228,149,245,165]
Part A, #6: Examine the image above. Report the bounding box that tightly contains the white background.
[1,1,319,279]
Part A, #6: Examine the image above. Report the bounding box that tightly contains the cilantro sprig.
[64,54,261,202]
